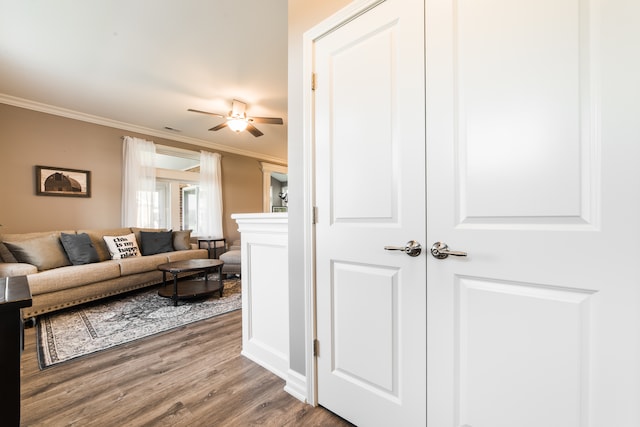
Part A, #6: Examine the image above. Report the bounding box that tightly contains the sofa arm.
[0,263,38,278]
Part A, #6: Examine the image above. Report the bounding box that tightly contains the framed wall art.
[35,165,91,198]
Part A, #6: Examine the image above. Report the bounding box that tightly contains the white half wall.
[232,213,294,386]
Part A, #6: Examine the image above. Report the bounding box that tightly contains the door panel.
[332,262,398,394]
[458,0,586,221]
[314,0,426,425]
[331,27,396,222]
[457,0,594,224]
[457,277,594,426]
[427,0,640,426]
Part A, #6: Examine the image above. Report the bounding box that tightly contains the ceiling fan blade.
[209,122,228,131]
[249,117,284,125]
[188,108,225,118]
[246,123,264,137]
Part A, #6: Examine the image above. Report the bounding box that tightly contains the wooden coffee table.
[157,259,224,306]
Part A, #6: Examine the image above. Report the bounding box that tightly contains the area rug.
[37,277,241,369]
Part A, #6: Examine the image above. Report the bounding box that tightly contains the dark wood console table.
[0,276,32,427]
[157,259,224,306]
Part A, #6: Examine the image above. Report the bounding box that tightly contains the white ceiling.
[0,0,289,163]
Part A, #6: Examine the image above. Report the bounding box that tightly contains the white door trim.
[301,0,389,406]
[260,162,288,213]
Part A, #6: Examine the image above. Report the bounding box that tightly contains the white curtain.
[122,136,156,227]
[198,151,223,238]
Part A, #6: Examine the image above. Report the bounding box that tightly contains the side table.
[0,276,32,427]
[198,237,226,259]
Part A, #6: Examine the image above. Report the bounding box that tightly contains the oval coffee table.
[157,259,224,306]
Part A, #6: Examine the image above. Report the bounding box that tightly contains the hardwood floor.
[20,309,353,426]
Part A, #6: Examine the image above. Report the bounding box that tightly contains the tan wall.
[0,103,262,242]
[219,153,263,243]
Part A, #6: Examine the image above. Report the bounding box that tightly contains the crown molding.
[0,93,287,165]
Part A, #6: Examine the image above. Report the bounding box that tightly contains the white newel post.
[231,213,290,382]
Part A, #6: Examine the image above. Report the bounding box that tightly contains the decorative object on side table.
[35,165,91,198]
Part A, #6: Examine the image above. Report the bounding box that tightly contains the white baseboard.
[284,369,308,403]
[241,349,287,380]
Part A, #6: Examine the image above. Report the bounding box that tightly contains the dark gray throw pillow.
[60,232,100,265]
[140,230,174,256]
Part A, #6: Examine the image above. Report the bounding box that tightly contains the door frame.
[301,0,388,406]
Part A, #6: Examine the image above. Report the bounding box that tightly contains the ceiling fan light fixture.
[227,118,248,132]
[188,100,283,137]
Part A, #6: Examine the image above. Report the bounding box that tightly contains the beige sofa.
[0,227,208,319]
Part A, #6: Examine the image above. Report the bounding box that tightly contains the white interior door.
[426,0,640,426]
[313,0,426,425]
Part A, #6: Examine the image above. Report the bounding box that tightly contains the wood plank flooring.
[20,309,353,426]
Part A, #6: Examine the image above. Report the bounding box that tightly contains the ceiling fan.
[188,99,283,137]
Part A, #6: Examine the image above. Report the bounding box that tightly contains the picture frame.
[35,165,91,198]
[272,206,288,212]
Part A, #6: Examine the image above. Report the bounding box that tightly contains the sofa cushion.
[117,253,169,276]
[60,232,100,265]
[77,228,133,261]
[166,248,208,262]
[26,261,122,295]
[3,233,71,271]
[219,249,241,265]
[140,230,174,255]
[172,230,192,251]
[103,233,141,259]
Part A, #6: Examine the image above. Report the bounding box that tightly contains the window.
[182,186,199,232]
[154,145,201,231]
[153,181,170,229]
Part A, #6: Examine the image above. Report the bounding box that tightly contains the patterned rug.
[37,277,241,369]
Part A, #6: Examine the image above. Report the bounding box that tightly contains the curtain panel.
[198,151,223,238]
[122,136,156,227]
